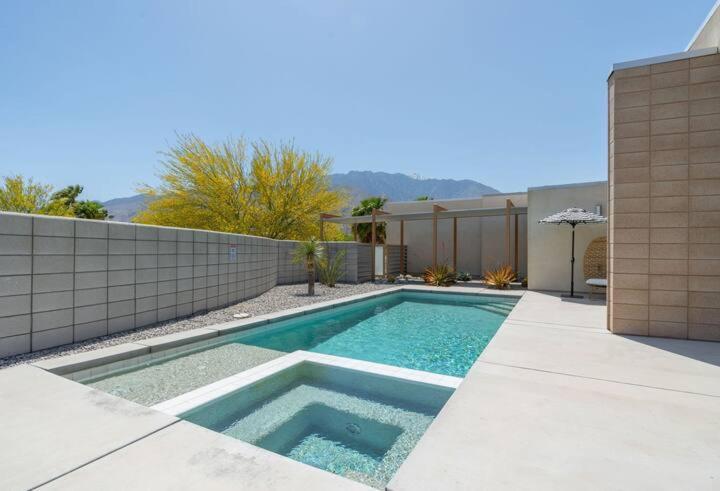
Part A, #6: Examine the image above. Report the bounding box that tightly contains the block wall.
[608,52,720,341]
[0,213,368,357]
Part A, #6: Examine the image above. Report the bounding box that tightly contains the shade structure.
[539,208,607,298]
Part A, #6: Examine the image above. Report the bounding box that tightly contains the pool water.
[182,362,454,488]
[82,291,515,405]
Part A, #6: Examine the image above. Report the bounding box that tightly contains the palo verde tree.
[0,176,108,219]
[133,134,347,240]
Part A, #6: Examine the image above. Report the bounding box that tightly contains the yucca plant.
[292,239,324,295]
[423,264,457,287]
[483,265,516,289]
[318,250,346,287]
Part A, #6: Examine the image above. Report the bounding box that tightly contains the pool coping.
[32,285,524,377]
[152,350,463,416]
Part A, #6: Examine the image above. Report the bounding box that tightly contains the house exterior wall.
[527,182,608,293]
[384,194,528,278]
[0,213,371,357]
[607,52,720,341]
[688,1,720,51]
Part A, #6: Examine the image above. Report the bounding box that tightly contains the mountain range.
[103,171,499,222]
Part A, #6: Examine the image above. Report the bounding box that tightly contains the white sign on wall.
[229,245,237,262]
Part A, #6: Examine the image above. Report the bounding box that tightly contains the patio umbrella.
[539,208,607,298]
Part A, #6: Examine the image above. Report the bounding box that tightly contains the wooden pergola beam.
[453,217,458,272]
[505,199,513,266]
[432,204,447,269]
[400,220,405,275]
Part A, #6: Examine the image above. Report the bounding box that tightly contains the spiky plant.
[318,250,346,287]
[292,239,324,295]
[423,264,457,287]
[456,271,472,282]
[483,265,516,289]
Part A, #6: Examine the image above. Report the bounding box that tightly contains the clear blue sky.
[0,0,714,201]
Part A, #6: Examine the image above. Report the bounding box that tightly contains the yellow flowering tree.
[134,134,347,240]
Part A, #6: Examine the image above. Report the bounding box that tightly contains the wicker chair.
[583,236,607,298]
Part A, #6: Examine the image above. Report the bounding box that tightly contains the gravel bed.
[0,283,393,370]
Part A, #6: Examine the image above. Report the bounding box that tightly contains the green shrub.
[456,271,472,282]
[318,250,346,287]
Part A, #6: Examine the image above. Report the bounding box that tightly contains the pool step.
[473,303,515,316]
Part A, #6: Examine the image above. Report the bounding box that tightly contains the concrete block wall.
[608,51,720,341]
[0,213,375,357]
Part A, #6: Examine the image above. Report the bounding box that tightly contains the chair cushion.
[586,278,607,287]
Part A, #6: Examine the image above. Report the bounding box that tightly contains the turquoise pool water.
[82,291,516,405]
[182,362,454,488]
[237,291,515,377]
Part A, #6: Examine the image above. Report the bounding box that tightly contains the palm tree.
[292,239,324,295]
[351,196,387,243]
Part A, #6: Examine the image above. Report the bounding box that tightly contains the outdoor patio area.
[1,286,717,490]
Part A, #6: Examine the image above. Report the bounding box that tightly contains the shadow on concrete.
[622,334,720,368]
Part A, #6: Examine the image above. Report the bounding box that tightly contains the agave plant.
[292,239,324,295]
[483,265,516,290]
[456,271,472,282]
[423,264,456,287]
[318,250,346,287]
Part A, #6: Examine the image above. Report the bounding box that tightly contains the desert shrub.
[423,264,456,287]
[483,265,516,290]
[318,250,346,287]
[456,271,472,282]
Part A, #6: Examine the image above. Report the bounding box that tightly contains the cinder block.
[193,231,207,242]
[108,315,135,334]
[0,256,31,275]
[177,253,193,266]
[32,308,73,331]
[74,271,107,290]
[108,270,134,286]
[0,314,31,336]
[76,238,108,255]
[177,290,193,304]
[33,236,73,255]
[157,280,176,295]
[649,321,688,339]
[178,229,193,242]
[136,296,157,313]
[177,302,192,317]
[33,216,74,237]
[157,268,177,281]
[0,275,31,297]
[688,323,720,341]
[135,309,157,327]
[193,266,207,278]
[74,287,107,307]
[75,255,108,272]
[135,225,158,240]
[136,268,157,284]
[192,299,206,313]
[33,255,73,274]
[74,320,108,341]
[32,326,73,351]
[108,255,134,271]
[177,278,193,292]
[109,222,135,240]
[109,239,135,255]
[649,290,688,306]
[74,304,107,324]
[136,255,158,269]
[108,285,135,302]
[689,291,720,308]
[158,247,177,261]
[33,273,72,293]
[0,334,30,357]
[136,240,158,254]
[0,213,32,235]
[136,282,157,298]
[109,299,135,318]
[0,235,32,255]
[193,242,208,254]
[33,291,73,312]
[157,306,176,322]
[75,220,108,238]
[158,228,177,241]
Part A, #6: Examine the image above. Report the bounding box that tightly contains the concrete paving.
[39,421,371,491]
[389,291,720,490]
[0,365,177,490]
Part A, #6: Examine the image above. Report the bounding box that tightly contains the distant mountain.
[330,171,499,204]
[103,194,150,222]
[103,172,499,222]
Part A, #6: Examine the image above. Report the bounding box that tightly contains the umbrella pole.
[562,223,583,299]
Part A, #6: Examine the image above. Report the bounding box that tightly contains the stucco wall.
[688,1,720,50]
[0,212,370,357]
[384,194,527,277]
[527,182,608,293]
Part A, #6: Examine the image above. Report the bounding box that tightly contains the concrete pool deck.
[0,286,718,489]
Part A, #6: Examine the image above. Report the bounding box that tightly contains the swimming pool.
[80,291,516,405]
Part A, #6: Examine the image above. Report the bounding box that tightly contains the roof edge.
[687,0,720,51]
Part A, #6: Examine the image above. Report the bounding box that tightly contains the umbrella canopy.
[539,208,607,298]
[539,208,607,225]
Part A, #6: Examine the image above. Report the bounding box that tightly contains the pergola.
[320,200,528,278]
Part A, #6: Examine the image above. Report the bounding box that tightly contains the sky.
[0,0,715,201]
